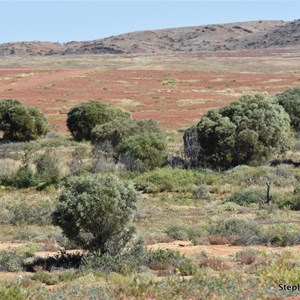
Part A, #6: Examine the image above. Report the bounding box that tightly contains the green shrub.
[82,239,147,275]
[1,166,39,188]
[176,258,198,275]
[276,87,300,131]
[7,198,55,225]
[0,99,49,142]
[31,271,57,285]
[260,224,300,246]
[228,188,266,205]
[209,218,260,245]
[147,248,181,265]
[34,149,61,185]
[67,100,130,141]
[166,225,207,241]
[52,174,138,255]
[134,168,221,193]
[193,184,211,199]
[0,285,28,300]
[91,118,162,149]
[0,249,34,272]
[184,94,292,169]
[118,133,167,172]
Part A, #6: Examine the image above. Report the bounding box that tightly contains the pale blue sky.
[1,1,299,43]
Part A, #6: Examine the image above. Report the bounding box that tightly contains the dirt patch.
[148,240,300,257]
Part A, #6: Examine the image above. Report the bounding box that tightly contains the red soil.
[0,69,299,131]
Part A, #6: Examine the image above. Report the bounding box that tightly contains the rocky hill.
[1,20,300,56]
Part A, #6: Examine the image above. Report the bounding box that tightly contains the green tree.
[276,87,300,131]
[184,94,292,169]
[117,133,167,172]
[91,118,162,149]
[52,174,138,255]
[67,101,130,141]
[0,99,49,142]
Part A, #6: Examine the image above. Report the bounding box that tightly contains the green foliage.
[176,258,198,275]
[0,249,34,272]
[228,188,267,205]
[117,133,167,172]
[82,239,147,275]
[67,100,130,141]
[0,99,49,142]
[147,248,181,264]
[184,94,292,169]
[31,271,57,285]
[91,118,161,149]
[1,197,55,225]
[0,285,28,300]
[276,87,300,131]
[134,167,221,193]
[52,174,138,254]
[0,166,39,188]
[34,149,61,185]
[209,218,260,245]
[166,225,207,241]
[159,78,176,86]
[193,184,211,199]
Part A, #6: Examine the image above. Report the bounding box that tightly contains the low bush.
[176,258,198,275]
[209,218,260,246]
[0,249,34,272]
[31,271,57,285]
[0,196,55,225]
[81,239,147,275]
[1,166,39,188]
[228,188,266,206]
[165,225,207,241]
[0,285,28,300]
[199,257,230,271]
[134,168,221,193]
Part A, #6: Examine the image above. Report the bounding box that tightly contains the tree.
[52,174,138,255]
[276,87,300,131]
[184,94,292,169]
[67,101,130,141]
[117,133,167,172]
[91,118,162,149]
[0,99,49,142]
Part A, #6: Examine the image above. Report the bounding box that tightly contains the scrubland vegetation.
[1,88,300,299]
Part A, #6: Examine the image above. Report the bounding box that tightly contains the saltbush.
[52,174,138,254]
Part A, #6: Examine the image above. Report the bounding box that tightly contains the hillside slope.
[1,20,300,56]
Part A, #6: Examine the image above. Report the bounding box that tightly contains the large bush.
[117,133,167,172]
[0,99,49,142]
[184,94,292,169]
[276,87,300,131]
[52,174,138,255]
[67,101,130,141]
[91,118,161,149]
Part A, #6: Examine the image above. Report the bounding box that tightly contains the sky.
[1,1,300,43]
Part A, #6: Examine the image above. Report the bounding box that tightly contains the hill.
[1,20,300,56]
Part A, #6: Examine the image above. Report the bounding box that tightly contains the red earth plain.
[0,51,300,132]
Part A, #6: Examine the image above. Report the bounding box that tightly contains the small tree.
[276,87,300,131]
[91,118,162,149]
[52,174,138,255]
[0,99,49,142]
[67,101,130,141]
[117,133,167,172]
[184,94,292,169]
